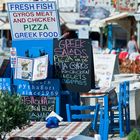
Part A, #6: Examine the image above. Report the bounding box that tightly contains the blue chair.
[109,81,130,137]
[66,103,100,132]
[122,81,130,134]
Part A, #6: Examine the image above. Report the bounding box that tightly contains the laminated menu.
[15,55,48,81]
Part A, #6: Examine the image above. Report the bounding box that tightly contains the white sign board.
[78,27,89,39]
[94,54,116,87]
[7,2,60,40]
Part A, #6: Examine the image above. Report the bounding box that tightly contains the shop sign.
[14,79,60,96]
[7,2,60,40]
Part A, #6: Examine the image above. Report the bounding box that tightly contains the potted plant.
[0,92,31,140]
[128,128,140,140]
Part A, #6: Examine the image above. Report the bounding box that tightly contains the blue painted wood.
[0,78,11,92]
[108,24,113,50]
[56,96,60,115]
[124,81,130,134]
[12,39,54,65]
[14,79,60,96]
[109,81,130,137]
[66,104,100,131]
[80,90,114,140]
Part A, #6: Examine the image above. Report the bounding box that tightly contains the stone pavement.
[108,124,140,140]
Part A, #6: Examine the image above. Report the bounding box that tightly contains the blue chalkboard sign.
[0,78,11,92]
[14,79,60,96]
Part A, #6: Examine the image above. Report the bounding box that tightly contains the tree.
[0,92,31,140]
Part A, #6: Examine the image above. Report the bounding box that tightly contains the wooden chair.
[109,81,130,137]
[66,103,100,132]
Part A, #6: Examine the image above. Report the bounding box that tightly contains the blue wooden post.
[56,96,60,115]
[103,95,109,140]
[108,24,113,50]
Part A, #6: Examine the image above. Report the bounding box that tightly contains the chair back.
[119,81,129,107]
[66,103,100,130]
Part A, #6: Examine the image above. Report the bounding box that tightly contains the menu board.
[22,96,56,121]
[54,39,93,92]
[94,54,117,88]
[15,55,48,81]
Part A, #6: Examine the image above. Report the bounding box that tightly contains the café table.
[80,87,117,140]
[8,121,91,140]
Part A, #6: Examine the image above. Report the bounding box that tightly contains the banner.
[79,0,110,18]
[7,2,60,40]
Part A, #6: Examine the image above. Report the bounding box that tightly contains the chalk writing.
[22,96,55,121]
[54,39,92,92]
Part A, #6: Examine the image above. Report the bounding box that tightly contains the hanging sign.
[7,2,60,40]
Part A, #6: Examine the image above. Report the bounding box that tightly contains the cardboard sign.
[54,39,93,92]
[15,55,48,81]
[7,2,60,40]
[22,96,56,121]
[94,54,118,88]
[14,79,60,96]
[0,78,11,92]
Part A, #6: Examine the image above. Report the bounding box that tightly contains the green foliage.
[0,92,31,139]
[128,128,140,140]
[103,26,108,37]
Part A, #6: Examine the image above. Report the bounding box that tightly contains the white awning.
[59,12,90,23]
[59,12,93,31]
[90,19,106,30]
[101,12,129,23]
[66,23,89,30]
